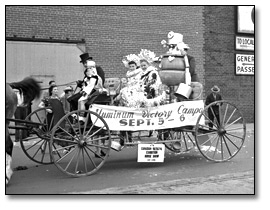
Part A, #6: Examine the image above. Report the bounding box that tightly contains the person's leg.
[78,99,87,122]
[208,110,214,129]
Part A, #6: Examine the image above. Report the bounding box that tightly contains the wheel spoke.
[222,103,229,126]
[225,127,244,132]
[55,147,76,163]
[83,147,96,168]
[225,117,243,129]
[81,148,88,173]
[212,135,220,159]
[224,134,240,150]
[85,144,106,161]
[202,112,218,129]
[64,148,79,172]
[226,132,244,141]
[209,106,220,128]
[74,148,81,174]
[222,136,232,157]
[220,136,224,160]
[86,126,105,139]
[40,141,48,162]
[31,140,46,160]
[85,135,109,143]
[56,126,79,142]
[53,137,78,145]
[224,108,236,126]
[84,145,99,167]
[25,138,45,152]
[65,116,80,140]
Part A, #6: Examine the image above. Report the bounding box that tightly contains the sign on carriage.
[137,144,165,162]
[235,54,254,75]
[89,100,205,131]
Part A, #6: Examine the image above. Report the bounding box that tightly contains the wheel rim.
[50,110,111,177]
[195,100,246,162]
[20,107,55,164]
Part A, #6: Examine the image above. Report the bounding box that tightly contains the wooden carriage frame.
[8,75,247,178]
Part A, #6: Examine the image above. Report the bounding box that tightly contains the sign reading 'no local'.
[236,54,254,75]
[236,36,254,51]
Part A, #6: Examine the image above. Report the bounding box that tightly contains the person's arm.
[38,99,52,113]
[126,68,141,78]
[188,56,199,82]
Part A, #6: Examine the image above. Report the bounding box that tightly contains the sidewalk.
[70,170,254,194]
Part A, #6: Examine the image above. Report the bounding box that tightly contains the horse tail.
[9,77,41,105]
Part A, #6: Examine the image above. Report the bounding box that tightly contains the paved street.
[6,124,254,194]
[70,170,254,194]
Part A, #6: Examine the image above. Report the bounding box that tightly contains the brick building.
[5,5,254,122]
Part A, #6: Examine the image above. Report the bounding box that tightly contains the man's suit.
[205,92,223,128]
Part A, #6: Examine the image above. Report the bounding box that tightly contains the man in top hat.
[78,53,105,86]
[68,53,106,111]
[205,85,223,129]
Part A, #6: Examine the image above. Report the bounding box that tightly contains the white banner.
[89,100,205,131]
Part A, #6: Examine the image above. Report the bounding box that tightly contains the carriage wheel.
[194,100,246,162]
[158,130,195,153]
[50,110,111,177]
[20,107,55,164]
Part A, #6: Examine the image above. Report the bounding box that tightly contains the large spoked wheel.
[20,107,55,164]
[194,100,246,162]
[50,110,111,177]
[158,130,195,153]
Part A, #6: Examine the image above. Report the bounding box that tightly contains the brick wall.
[203,6,254,122]
[6,5,204,79]
[6,5,254,122]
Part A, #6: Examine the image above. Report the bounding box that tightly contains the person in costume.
[77,60,105,123]
[161,31,199,82]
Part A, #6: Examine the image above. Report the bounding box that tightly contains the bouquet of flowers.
[138,49,158,64]
[122,54,140,68]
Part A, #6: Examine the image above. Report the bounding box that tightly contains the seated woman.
[38,85,65,129]
[117,50,166,108]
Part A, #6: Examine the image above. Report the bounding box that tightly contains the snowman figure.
[161,31,189,56]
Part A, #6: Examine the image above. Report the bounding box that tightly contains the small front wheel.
[50,110,111,177]
[194,100,246,162]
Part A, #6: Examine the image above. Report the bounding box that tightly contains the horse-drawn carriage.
[7,54,246,178]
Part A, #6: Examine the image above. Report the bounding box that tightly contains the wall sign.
[235,36,254,51]
[237,6,254,34]
[235,54,254,75]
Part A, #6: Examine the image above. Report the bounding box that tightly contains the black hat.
[79,53,93,63]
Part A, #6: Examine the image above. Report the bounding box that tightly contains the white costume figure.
[78,60,104,122]
[161,31,190,56]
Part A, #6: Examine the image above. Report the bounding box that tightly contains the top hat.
[211,85,220,93]
[167,31,183,45]
[79,53,93,63]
